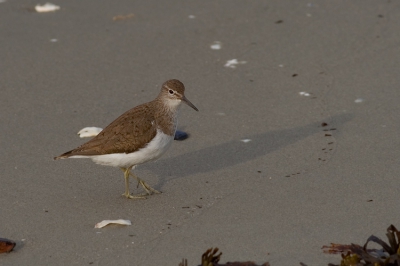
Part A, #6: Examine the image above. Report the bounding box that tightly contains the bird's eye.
[168,90,174,94]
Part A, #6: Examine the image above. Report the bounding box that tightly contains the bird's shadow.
[142,113,353,189]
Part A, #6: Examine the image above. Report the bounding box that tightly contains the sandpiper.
[54,79,198,199]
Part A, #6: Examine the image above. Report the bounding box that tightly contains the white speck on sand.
[210,41,222,50]
[224,59,247,68]
[241,139,252,143]
[188,15,195,19]
[299,92,311,97]
[355,98,364,103]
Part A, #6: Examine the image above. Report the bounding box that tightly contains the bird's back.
[55,101,158,159]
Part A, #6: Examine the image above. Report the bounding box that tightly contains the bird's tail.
[53,150,75,160]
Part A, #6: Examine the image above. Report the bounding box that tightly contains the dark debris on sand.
[179,247,270,266]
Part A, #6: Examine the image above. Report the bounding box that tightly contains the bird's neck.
[153,98,181,136]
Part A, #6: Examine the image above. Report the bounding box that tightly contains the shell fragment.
[35,3,60,12]
[78,127,103,138]
[95,219,132,229]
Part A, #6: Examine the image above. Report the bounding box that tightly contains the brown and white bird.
[54,79,198,199]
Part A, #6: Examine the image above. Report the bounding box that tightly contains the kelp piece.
[0,238,16,253]
[179,247,269,266]
[326,224,400,266]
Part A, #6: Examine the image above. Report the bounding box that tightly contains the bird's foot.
[136,178,162,195]
[121,192,146,200]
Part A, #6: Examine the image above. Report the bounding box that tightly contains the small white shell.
[77,127,103,138]
[35,3,60,12]
[94,219,132,228]
[299,92,310,97]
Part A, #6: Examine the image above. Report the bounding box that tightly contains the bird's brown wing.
[55,103,157,159]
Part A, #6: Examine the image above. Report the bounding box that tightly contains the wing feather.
[55,103,157,159]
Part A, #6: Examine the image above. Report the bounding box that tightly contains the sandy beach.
[1,0,399,265]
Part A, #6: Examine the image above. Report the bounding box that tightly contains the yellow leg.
[121,167,146,199]
[120,167,161,196]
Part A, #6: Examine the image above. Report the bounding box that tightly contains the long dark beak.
[182,96,199,111]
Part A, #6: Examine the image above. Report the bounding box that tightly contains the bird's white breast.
[72,129,174,168]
